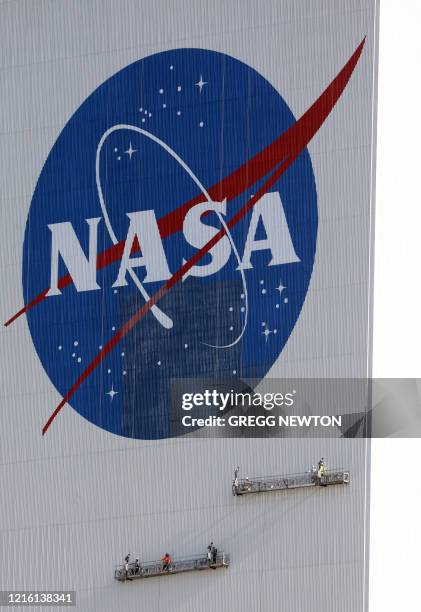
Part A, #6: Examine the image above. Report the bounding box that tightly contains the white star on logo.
[195,75,208,92]
[276,281,286,294]
[124,142,137,160]
[262,327,272,342]
[106,385,118,401]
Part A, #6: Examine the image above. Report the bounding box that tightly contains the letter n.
[47,218,101,296]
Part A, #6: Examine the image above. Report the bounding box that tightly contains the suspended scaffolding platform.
[232,466,350,496]
[114,552,230,582]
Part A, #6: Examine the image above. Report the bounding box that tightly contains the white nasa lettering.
[113,210,171,287]
[237,192,300,270]
[47,217,101,296]
[46,192,299,296]
[182,199,231,279]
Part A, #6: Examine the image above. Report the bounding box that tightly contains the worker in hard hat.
[318,458,326,485]
[234,466,239,490]
[233,467,240,495]
[212,544,218,566]
[124,553,130,577]
[161,553,172,572]
[207,543,213,566]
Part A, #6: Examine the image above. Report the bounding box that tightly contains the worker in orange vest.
[161,553,172,572]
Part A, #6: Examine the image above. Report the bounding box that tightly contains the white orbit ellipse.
[96,124,248,348]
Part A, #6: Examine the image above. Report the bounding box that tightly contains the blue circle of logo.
[23,49,317,439]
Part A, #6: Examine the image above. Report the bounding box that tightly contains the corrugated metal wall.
[0,1,377,610]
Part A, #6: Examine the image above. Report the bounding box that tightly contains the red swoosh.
[5,39,364,329]
[37,39,365,434]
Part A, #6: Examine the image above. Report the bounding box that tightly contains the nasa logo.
[11,44,364,439]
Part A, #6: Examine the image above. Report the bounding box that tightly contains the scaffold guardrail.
[232,468,350,496]
[114,552,230,581]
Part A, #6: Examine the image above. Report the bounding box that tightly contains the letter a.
[113,210,171,287]
[237,192,300,270]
